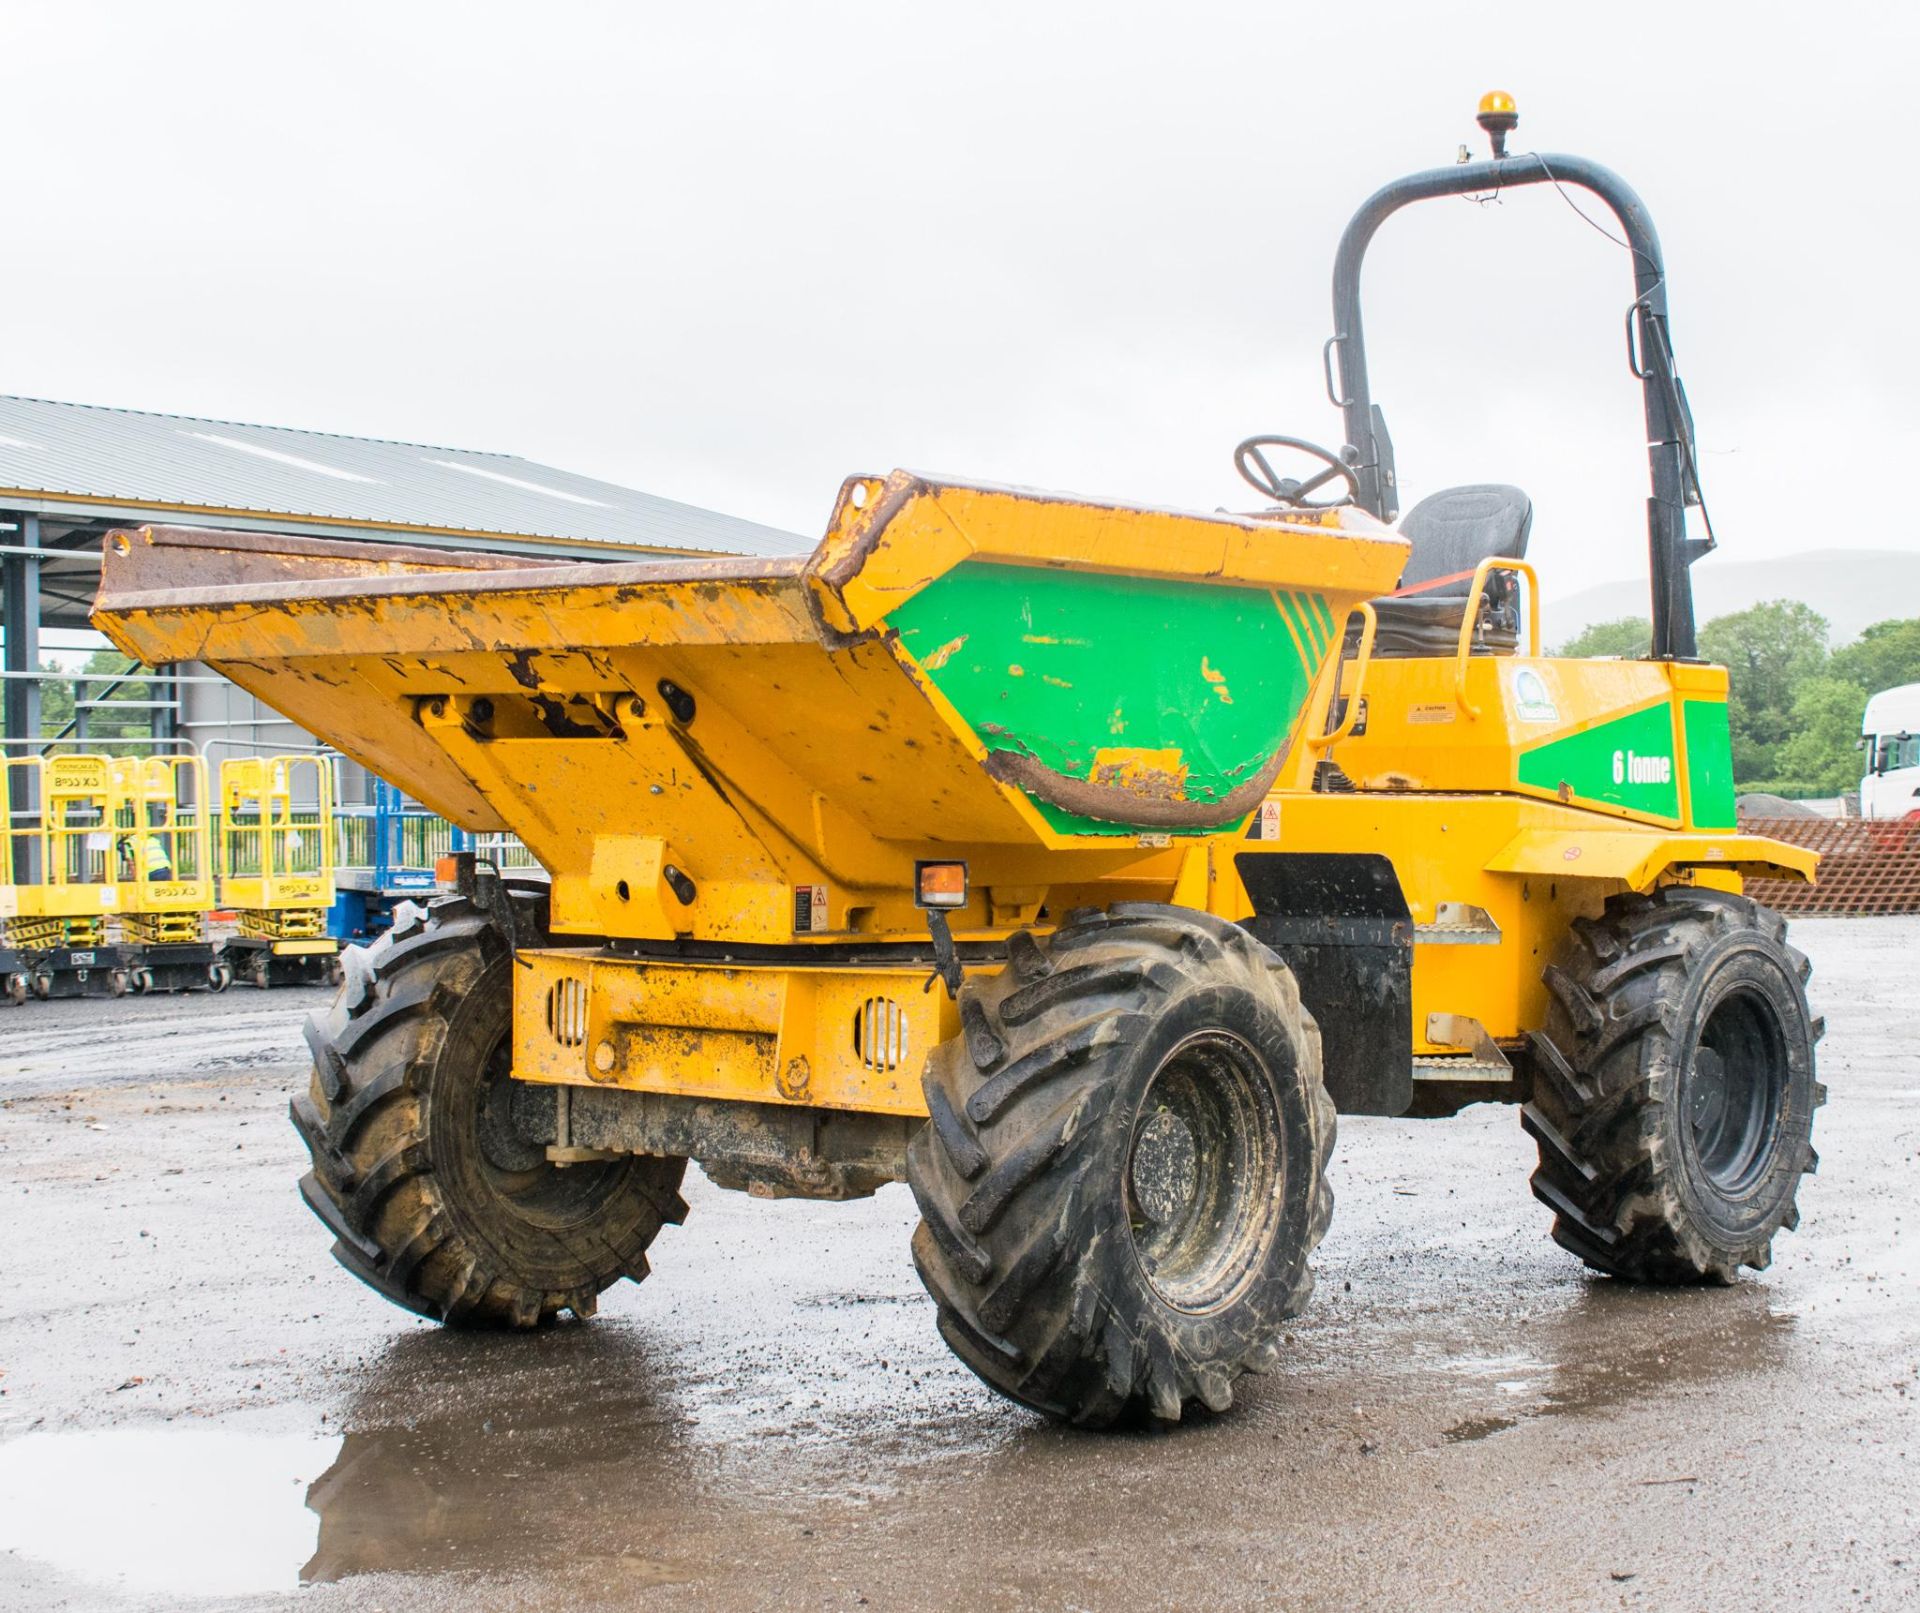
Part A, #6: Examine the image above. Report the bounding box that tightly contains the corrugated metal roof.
[0,395,806,556]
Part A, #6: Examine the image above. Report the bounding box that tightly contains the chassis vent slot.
[545,976,589,1047]
[853,996,910,1071]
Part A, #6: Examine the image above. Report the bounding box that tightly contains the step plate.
[1412,1055,1515,1082]
[1413,902,1503,946]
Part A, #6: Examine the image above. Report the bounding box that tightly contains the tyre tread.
[907,903,1333,1426]
[291,895,687,1328]
[1522,887,1816,1284]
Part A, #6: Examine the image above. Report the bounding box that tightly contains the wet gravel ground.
[1,915,1915,1611]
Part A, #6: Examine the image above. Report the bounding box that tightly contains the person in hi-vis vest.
[117,805,174,883]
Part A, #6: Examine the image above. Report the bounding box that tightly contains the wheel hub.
[1131,1110,1200,1225]
[475,1046,547,1176]
[1686,986,1790,1195]
[1126,1031,1284,1314]
[1689,1045,1729,1136]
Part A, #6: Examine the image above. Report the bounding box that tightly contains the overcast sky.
[4,1,1914,605]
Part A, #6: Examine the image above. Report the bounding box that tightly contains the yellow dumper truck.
[94,99,1820,1426]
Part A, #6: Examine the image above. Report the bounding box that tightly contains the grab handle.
[1454,559,1539,720]
[1310,601,1378,749]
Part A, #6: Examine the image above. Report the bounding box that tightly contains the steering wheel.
[1233,434,1361,510]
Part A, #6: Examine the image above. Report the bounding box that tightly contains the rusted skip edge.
[982,745,1289,829]
[94,553,814,618]
[815,475,922,594]
[117,524,570,574]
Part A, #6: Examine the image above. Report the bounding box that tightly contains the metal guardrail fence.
[332,780,545,891]
[1741,815,1920,916]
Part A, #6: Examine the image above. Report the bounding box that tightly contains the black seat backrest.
[1395,484,1532,593]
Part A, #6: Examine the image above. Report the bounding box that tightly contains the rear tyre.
[5,973,26,1005]
[907,903,1334,1426]
[1523,887,1822,1283]
[290,894,688,1325]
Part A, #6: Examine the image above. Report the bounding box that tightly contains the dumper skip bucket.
[93,471,1407,939]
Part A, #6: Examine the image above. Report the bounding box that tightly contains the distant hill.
[1544,550,1920,650]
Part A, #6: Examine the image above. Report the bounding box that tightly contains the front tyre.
[907,904,1334,1427]
[1524,887,1822,1283]
[290,896,688,1325]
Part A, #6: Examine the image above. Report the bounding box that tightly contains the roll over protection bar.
[1327,150,1713,660]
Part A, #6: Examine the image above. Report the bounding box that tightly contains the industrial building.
[0,393,800,788]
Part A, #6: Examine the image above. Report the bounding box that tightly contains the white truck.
[1861,682,1920,819]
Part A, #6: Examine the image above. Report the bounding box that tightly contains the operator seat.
[1364,483,1533,658]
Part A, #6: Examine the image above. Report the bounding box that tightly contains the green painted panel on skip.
[886,561,1323,835]
[1517,701,1681,821]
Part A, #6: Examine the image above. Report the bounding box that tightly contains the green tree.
[36,650,154,740]
[1553,616,1652,659]
[77,649,154,740]
[1697,601,1830,784]
[1774,677,1869,794]
[36,658,74,736]
[1830,617,1920,699]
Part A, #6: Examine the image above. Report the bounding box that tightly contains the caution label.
[794,884,828,933]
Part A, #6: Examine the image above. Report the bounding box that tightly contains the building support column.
[3,513,42,882]
[3,513,42,748]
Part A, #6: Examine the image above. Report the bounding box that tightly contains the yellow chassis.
[513,790,1801,1120]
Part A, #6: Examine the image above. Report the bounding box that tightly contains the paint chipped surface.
[920,635,968,670]
[1089,747,1189,802]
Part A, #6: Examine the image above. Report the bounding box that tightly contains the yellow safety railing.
[110,755,215,944]
[1,754,123,948]
[219,754,336,940]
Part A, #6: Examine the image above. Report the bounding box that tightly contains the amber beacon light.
[1476,90,1519,158]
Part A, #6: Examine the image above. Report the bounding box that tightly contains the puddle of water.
[0,1425,340,1599]
[1438,1350,1548,1384]
[1429,1290,1800,1455]
[1442,1414,1518,1444]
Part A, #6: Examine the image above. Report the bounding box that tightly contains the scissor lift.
[0,758,29,1004]
[110,754,228,993]
[2,754,129,998]
[219,754,341,987]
